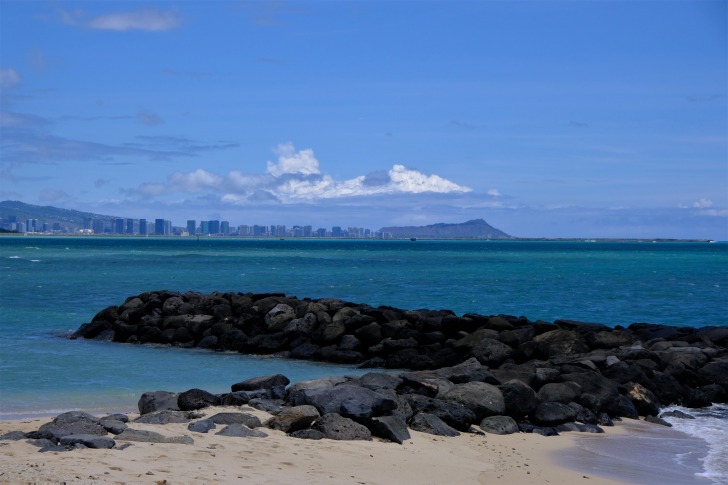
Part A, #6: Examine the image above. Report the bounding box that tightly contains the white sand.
[0,406,628,484]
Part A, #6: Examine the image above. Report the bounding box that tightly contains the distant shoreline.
[0,232,717,243]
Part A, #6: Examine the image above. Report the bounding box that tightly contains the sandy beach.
[0,405,632,485]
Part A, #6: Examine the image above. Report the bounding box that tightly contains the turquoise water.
[0,237,726,418]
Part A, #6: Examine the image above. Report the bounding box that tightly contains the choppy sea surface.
[1,236,726,482]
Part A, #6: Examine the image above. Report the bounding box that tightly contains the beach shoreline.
[0,405,639,485]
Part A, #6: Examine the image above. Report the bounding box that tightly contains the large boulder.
[625,382,661,416]
[537,382,582,404]
[479,415,519,435]
[534,329,590,358]
[560,372,620,412]
[115,429,194,444]
[312,413,372,441]
[31,412,107,442]
[207,412,262,428]
[358,372,404,391]
[177,388,220,411]
[295,384,397,420]
[215,424,268,438]
[439,382,505,420]
[368,415,411,444]
[409,413,460,437]
[134,410,196,424]
[453,331,513,367]
[59,434,115,449]
[265,405,320,433]
[429,357,500,385]
[698,359,728,389]
[138,391,180,415]
[404,395,476,432]
[530,402,577,427]
[499,380,538,419]
[231,374,290,392]
[265,304,296,332]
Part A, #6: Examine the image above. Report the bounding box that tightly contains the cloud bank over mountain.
[136,143,472,204]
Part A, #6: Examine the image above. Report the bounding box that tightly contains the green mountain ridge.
[379,219,512,239]
[0,200,120,231]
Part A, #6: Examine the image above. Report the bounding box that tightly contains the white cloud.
[693,198,713,209]
[61,8,182,32]
[388,165,469,194]
[135,143,471,203]
[0,68,21,89]
[487,188,502,197]
[266,142,320,176]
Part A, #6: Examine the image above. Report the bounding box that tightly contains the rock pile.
[69,290,727,419]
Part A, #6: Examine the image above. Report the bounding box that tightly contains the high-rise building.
[221,221,230,236]
[303,225,313,237]
[155,219,165,235]
[139,219,147,235]
[126,219,135,235]
[92,220,106,234]
[209,220,220,235]
[332,226,342,237]
[187,220,196,235]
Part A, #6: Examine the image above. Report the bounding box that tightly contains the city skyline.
[1,1,726,240]
[0,207,386,238]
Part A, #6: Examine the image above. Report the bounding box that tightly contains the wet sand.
[558,419,711,485]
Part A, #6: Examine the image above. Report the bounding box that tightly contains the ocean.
[1,236,726,482]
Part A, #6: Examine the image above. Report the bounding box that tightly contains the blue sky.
[1,0,726,239]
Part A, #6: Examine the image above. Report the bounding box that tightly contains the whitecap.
[661,404,728,484]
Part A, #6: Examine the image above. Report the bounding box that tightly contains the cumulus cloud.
[0,68,21,89]
[693,198,713,209]
[266,142,320,176]
[61,8,182,32]
[134,143,471,204]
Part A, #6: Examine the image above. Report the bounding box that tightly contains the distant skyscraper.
[209,220,220,235]
[126,218,134,235]
[221,221,230,236]
[332,226,342,237]
[155,219,165,235]
[187,220,196,235]
[139,219,147,235]
[92,220,106,234]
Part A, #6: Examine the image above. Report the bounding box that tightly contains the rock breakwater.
[69,290,727,427]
